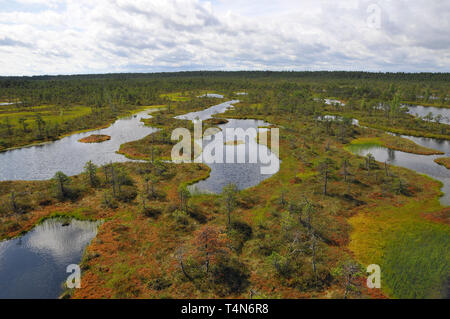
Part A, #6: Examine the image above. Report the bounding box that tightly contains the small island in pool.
[78,134,111,143]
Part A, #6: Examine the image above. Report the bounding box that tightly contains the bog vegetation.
[0,71,448,299]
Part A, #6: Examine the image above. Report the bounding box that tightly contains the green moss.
[382,225,450,298]
[36,208,100,224]
[160,92,191,102]
[0,105,92,128]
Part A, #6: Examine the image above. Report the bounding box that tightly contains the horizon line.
[1,69,450,78]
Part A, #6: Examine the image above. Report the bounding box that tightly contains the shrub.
[231,221,253,241]
[268,252,292,278]
[148,277,172,291]
[34,191,53,206]
[164,203,178,214]
[142,203,164,218]
[212,257,250,296]
[293,264,331,291]
[64,185,83,201]
[172,210,190,226]
[101,191,118,209]
[116,186,137,202]
[391,178,413,196]
[228,221,253,253]
[187,205,207,223]
[238,192,258,209]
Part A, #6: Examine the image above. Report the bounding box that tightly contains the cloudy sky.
[0,0,449,75]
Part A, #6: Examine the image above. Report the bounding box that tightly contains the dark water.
[176,100,280,193]
[175,100,238,121]
[189,119,280,194]
[0,100,280,299]
[0,100,279,192]
[198,93,224,98]
[0,109,159,181]
[318,115,360,126]
[348,135,450,206]
[324,98,345,106]
[406,104,450,124]
[0,219,100,299]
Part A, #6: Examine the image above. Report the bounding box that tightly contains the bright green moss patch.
[0,105,92,128]
[160,92,191,101]
[382,225,450,298]
[349,193,449,298]
[348,135,443,155]
[295,171,318,180]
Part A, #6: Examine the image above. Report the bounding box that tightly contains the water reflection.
[348,137,450,206]
[0,109,159,181]
[176,100,280,193]
[198,93,224,99]
[406,104,450,124]
[0,219,100,299]
[175,100,239,121]
[189,119,280,194]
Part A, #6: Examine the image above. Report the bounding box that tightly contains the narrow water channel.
[176,100,280,193]
[323,105,450,206]
[348,134,450,206]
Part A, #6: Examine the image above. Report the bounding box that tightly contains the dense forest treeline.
[0,71,448,150]
[2,70,450,81]
[1,71,448,107]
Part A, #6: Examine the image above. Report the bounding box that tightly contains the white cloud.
[0,0,448,75]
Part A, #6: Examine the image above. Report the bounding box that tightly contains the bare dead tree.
[176,247,193,281]
[343,261,361,299]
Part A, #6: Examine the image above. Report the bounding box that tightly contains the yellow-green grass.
[1,104,164,130]
[58,105,165,139]
[0,105,92,128]
[1,97,448,299]
[434,157,450,169]
[401,101,450,109]
[295,170,318,180]
[0,105,166,152]
[358,121,450,141]
[160,91,224,102]
[347,136,449,298]
[348,136,443,155]
[160,92,191,102]
[349,176,450,298]
[230,108,450,298]
[0,104,52,113]
[323,108,450,141]
[130,105,166,113]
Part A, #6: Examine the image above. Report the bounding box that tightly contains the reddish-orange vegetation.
[422,207,450,225]
[1,100,448,300]
[434,157,450,169]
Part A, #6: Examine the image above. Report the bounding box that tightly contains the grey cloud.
[0,37,32,48]
[0,0,448,75]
